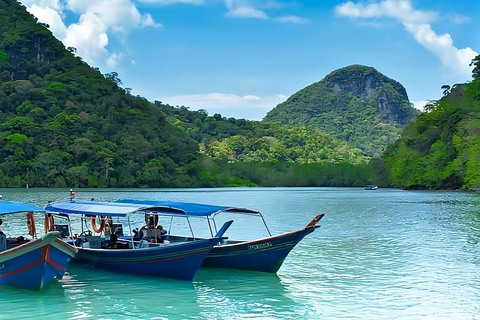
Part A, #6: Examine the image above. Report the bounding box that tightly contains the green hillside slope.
[264,65,420,157]
[0,0,200,187]
[379,56,480,190]
[0,0,373,188]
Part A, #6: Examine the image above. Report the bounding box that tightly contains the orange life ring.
[27,212,36,236]
[44,214,55,233]
[91,216,106,233]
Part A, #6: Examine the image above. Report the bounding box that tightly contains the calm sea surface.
[0,187,480,319]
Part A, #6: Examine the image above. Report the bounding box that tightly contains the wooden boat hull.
[0,232,77,290]
[73,238,222,281]
[202,226,319,273]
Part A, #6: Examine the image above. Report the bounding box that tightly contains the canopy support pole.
[260,213,272,236]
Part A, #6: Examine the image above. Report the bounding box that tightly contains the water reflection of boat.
[365,185,378,190]
[193,268,295,318]
[44,200,231,281]
[0,200,77,290]
[116,199,324,273]
[1,264,201,319]
[61,264,202,318]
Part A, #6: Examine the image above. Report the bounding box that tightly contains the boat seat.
[139,239,150,248]
[84,236,102,249]
[0,234,6,252]
[54,224,70,238]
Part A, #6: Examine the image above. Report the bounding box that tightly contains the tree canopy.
[0,0,374,188]
[378,55,480,190]
[264,64,420,157]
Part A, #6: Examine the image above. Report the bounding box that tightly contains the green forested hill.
[9,1,476,191]
[161,104,365,164]
[0,0,201,187]
[379,56,480,190]
[264,65,420,157]
[0,0,372,188]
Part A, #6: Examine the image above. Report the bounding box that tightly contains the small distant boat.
[117,199,324,273]
[44,199,232,281]
[0,199,77,290]
[365,185,378,190]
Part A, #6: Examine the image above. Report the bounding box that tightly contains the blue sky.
[20,0,480,120]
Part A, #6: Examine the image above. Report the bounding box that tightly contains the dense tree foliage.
[379,56,480,190]
[0,0,374,188]
[264,65,420,157]
[0,0,201,187]
[221,161,374,187]
[161,106,365,164]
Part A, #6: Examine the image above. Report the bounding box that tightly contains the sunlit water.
[0,187,479,319]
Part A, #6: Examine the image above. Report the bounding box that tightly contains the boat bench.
[84,236,102,249]
[54,224,70,238]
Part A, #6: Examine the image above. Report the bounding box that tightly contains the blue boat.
[117,199,324,273]
[44,200,232,281]
[0,199,77,290]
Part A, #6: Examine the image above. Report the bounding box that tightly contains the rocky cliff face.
[263,64,419,157]
[323,65,411,124]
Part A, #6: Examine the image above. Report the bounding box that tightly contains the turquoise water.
[0,187,480,319]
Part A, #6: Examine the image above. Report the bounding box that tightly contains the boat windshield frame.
[116,199,272,238]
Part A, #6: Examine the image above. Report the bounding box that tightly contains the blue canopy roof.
[116,199,260,217]
[0,200,44,215]
[44,200,179,217]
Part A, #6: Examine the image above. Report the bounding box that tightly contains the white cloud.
[225,0,268,19]
[21,0,62,10]
[404,23,477,76]
[413,100,428,111]
[138,0,204,4]
[20,0,161,68]
[226,6,268,19]
[62,11,109,64]
[275,15,309,24]
[26,4,67,38]
[65,0,155,34]
[107,53,122,68]
[335,0,478,78]
[161,93,287,120]
[142,14,162,28]
[334,0,437,24]
[447,13,471,25]
[223,1,309,23]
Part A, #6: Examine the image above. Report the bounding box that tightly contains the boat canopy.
[116,199,260,217]
[0,200,43,215]
[44,200,185,217]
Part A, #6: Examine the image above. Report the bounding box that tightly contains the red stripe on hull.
[0,244,65,279]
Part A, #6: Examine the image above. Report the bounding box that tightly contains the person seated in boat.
[152,225,166,243]
[132,228,141,241]
[0,218,4,235]
[104,229,125,249]
[139,225,149,239]
[104,223,111,235]
[136,216,158,240]
[108,231,118,248]
[6,237,17,244]
[147,215,157,229]
[7,236,28,244]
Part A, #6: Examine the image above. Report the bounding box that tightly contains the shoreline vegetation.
[0,1,479,191]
